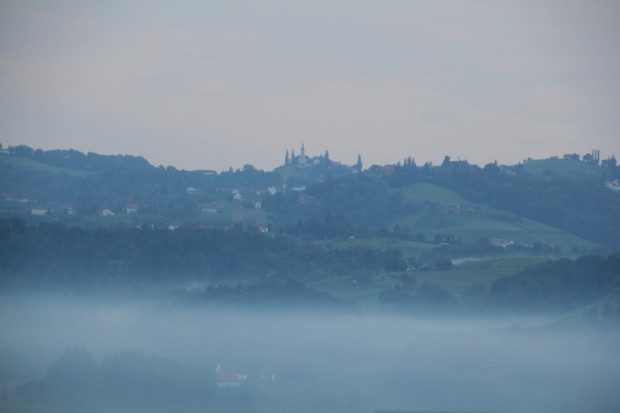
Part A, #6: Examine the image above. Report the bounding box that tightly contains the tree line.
[0,218,408,291]
[491,253,620,314]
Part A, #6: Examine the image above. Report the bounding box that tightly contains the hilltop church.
[284,144,362,172]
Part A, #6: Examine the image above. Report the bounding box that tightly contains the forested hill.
[416,160,620,247]
[5,145,152,172]
[1,145,620,317]
[1,145,619,250]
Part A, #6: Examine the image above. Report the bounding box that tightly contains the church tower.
[299,143,307,165]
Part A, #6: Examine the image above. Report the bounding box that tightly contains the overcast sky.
[1,1,618,171]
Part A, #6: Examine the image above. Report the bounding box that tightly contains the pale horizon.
[1,1,619,171]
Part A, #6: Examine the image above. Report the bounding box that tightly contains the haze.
[1,294,619,413]
[1,1,619,170]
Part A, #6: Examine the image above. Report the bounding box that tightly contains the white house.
[491,238,514,248]
[126,203,139,214]
[202,203,219,214]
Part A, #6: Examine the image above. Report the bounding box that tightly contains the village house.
[214,362,276,388]
[491,238,514,248]
[62,205,75,216]
[168,221,183,231]
[604,179,620,192]
[299,195,316,205]
[215,364,246,388]
[201,203,219,214]
[126,203,139,214]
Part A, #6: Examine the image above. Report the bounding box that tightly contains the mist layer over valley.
[2,0,620,409]
[1,294,619,413]
[1,146,620,412]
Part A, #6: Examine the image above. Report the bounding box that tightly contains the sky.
[1,0,619,171]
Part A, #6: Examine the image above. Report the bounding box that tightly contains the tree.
[382,248,407,272]
[602,155,617,169]
[12,144,34,157]
[416,283,457,307]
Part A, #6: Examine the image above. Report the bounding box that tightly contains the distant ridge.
[3,144,152,172]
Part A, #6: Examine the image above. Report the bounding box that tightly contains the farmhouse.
[491,238,514,248]
[215,364,245,388]
[604,179,620,192]
[201,203,219,214]
[126,203,139,214]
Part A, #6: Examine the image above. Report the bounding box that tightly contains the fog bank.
[1,294,619,413]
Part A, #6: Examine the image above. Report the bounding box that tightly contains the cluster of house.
[214,363,278,389]
[27,183,280,218]
[0,198,74,218]
[562,150,617,168]
[604,179,620,192]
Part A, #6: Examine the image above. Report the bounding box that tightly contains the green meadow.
[392,183,598,250]
[0,154,92,176]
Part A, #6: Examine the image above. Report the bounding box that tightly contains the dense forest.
[0,218,406,288]
[491,253,620,313]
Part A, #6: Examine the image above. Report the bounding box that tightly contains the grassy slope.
[0,154,92,176]
[400,182,466,203]
[393,182,598,250]
[312,180,568,304]
[316,237,435,258]
[415,256,548,296]
[520,158,605,181]
[310,257,547,309]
